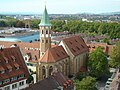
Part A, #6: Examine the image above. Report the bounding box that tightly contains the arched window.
[42,66,46,78]
[42,30,44,34]
[46,30,48,34]
[42,39,44,43]
[46,40,48,43]
[49,66,53,75]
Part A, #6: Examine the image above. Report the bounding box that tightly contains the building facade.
[36,5,89,82]
[0,47,30,90]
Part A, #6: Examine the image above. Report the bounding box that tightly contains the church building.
[36,5,89,82]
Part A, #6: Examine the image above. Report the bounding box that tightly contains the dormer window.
[3,79,10,84]
[16,67,19,70]
[11,76,17,81]
[0,66,5,74]
[4,57,8,63]
[6,64,12,72]
[9,68,12,72]
[75,39,78,42]
[0,81,2,85]
[6,60,8,63]
[11,56,16,62]
[13,63,20,70]
[19,74,24,79]
[0,70,5,74]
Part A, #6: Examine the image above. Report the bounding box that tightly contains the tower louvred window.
[46,30,48,34]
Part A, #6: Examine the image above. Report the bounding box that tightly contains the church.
[36,5,89,82]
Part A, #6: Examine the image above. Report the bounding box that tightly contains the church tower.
[39,5,52,56]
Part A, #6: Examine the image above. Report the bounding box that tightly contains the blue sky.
[0,0,120,14]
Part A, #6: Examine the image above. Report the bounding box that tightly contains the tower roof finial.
[44,0,46,7]
[39,1,52,26]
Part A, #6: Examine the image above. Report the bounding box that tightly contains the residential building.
[0,46,30,90]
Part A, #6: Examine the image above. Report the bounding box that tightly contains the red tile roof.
[63,35,88,56]
[39,46,69,63]
[87,43,113,55]
[0,41,57,62]
[0,46,30,86]
[24,72,73,90]
[0,66,5,71]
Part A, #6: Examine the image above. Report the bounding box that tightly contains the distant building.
[24,17,30,28]
[87,43,113,56]
[0,46,30,90]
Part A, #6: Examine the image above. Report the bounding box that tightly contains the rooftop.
[0,46,30,87]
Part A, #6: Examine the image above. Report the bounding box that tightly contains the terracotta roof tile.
[39,46,69,63]
[6,64,12,69]
[0,41,56,61]
[87,43,113,55]
[13,62,20,68]
[0,46,30,86]
[63,35,88,56]
[24,72,73,90]
[0,66,5,71]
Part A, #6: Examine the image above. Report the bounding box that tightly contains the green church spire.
[39,5,52,26]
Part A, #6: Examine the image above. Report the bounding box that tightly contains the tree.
[88,47,109,78]
[75,72,88,81]
[74,76,97,90]
[109,41,120,68]
[16,20,25,27]
[30,19,40,28]
[26,75,34,84]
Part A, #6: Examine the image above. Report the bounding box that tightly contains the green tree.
[74,76,97,90]
[16,20,25,27]
[88,47,109,78]
[30,19,40,28]
[26,75,34,84]
[109,41,120,67]
[103,38,110,44]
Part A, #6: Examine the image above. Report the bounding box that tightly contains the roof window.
[76,46,80,50]
[11,56,16,62]
[75,39,78,42]
[81,44,85,48]
[72,48,76,52]
[56,53,60,57]
[69,41,72,44]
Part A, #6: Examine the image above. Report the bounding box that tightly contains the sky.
[0,0,120,14]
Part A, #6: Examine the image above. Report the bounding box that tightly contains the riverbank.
[1,31,39,38]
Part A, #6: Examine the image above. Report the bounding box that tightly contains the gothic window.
[49,66,53,76]
[42,66,46,78]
